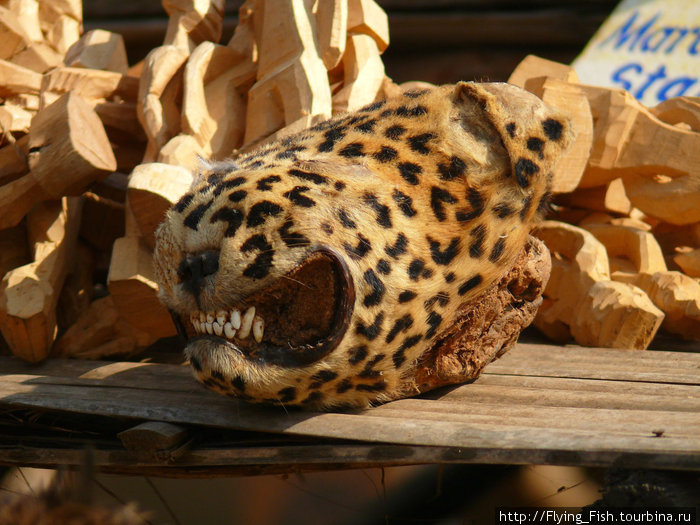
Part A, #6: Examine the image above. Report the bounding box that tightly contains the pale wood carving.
[534,221,663,349]
[243,0,332,145]
[0,92,116,229]
[0,198,82,362]
[137,45,189,162]
[107,236,177,344]
[64,29,129,74]
[126,162,194,249]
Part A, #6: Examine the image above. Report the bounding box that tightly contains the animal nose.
[177,251,219,298]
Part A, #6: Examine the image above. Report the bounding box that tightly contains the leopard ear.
[454,81,575,190]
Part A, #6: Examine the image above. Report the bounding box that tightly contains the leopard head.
[154,81,574,409]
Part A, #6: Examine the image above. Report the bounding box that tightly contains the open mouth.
[170,249,355,367]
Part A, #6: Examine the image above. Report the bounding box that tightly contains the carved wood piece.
[673,249,700,278]
[64,29,129,74]
[4,0,41,42]
[10,42,62,73]
[650,97,700,131]
[137,45,189,162]
[157,133,206,170]
[0,5,31,60]
[243,0,331,145]
[127,162,194,249]
[614,271,700,341]
[579,85,700,189]
[316,0,347,69]
[54,295,151,359]
[346,0,389,52]
[0,58,42,97]
[534,221,663,349]
[0,198,82,362]
[623,173,700,226]
[582,223,667,277]
[181,41,254,157]
[107,236,177,343]
[0,92,116,230]
[332,32,385,114]
[162,0,225,51]
[40,67,139,108]
[508,54,580,88]
[118,421,191,462]
[556,178,631,216]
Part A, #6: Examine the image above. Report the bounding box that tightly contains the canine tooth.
[205,322,213,335]
[239,307,256,339]
[253,315,264,343]
[193,319,201,332]
[216,311,226,325]
[199,312,206,323]
[224,322,236,339]
[206,312,215,324]
[213,321,223,336]
[230,309,241,329]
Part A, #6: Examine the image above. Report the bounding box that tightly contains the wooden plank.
[0,358,197,392]
[3,365,697,413]
[371,401,700,435]
[5,368,697,428]
[416,386,700,417]
[0,443,456,477]
[1,343,699,470]
[477,373,699,399]
[2,377,697,469]
[3,342,698,384]
[488,343,700,385]
[0,441,657,478]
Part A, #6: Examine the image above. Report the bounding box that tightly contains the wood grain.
[1,343,698,472]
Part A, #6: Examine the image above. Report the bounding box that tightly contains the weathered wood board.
[1,343,698,474]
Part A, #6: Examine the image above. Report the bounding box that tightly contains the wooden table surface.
[1,343,698,477]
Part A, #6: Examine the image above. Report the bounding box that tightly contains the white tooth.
[216,310,226,325]
[193,319,201,332]
[205,322,213,335]
[206,312,215,324]
[239,307,256,339]
[224,322,236,339]
[213,321,223,336]
[230,309,241,329]
[199,312,206,323]
[253,315,264,343]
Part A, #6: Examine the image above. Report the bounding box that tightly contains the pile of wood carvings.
[0,3,698,364]
[0,0,400,362]
[510,55,700,350]
[0,0,141,362]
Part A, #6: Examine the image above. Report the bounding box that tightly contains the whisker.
[278,274,313,289]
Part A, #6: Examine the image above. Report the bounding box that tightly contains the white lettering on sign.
[572,0,700,106]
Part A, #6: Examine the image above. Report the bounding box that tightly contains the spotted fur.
[154,82,574,409]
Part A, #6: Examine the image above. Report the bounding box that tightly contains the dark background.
[83,0,619,84]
